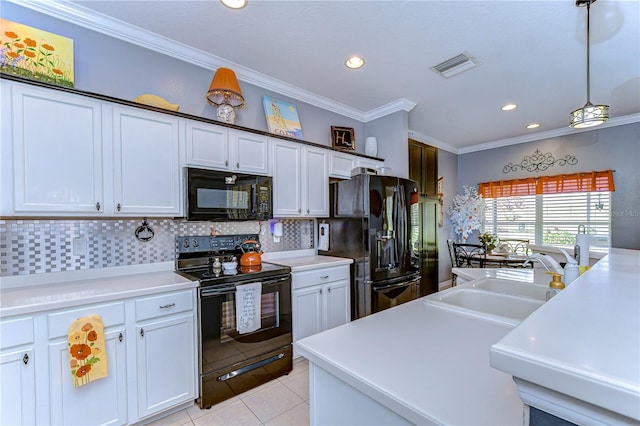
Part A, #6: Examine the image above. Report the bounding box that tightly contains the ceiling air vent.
[430,52,479,78]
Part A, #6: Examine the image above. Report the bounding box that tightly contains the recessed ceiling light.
[345,56,365,69]
[501,103,517,111]
[526,123,540,129]
[220,0,247,9]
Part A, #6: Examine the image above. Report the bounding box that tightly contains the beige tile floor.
[148,357,310,426]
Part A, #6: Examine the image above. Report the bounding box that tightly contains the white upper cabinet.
[7,82,104,214]
[2,79,381,218]
[356,157,384,171]
[230,130,270,175]
[184,122,269,175]
[2,81,182,217]
[329,151,358,178]
[303,147,329,217]
[272,140,302,217]
[272,140,328,218]
[111,106,182,216]
[184,120,229,170]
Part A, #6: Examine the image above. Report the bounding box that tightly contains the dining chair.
[447,239,458,286]
[496,239,531,256]
[452,243,487,268]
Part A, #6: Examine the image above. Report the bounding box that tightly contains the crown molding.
[458,113,640,154]
[365,98,416,121]
[8,0,413,123]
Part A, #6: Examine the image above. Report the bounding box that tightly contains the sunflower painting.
[1,18,74,87]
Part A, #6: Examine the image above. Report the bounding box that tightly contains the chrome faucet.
[523,253,564,274]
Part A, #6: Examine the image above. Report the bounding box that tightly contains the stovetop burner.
[175,234,290,286]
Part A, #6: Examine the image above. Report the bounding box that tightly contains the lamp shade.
[206,68,245,109]
[570,102,610,128]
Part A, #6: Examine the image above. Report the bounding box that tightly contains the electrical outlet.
[73,237,88,256]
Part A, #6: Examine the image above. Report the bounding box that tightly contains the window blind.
[480,170,613,249]
[479,170,614,198]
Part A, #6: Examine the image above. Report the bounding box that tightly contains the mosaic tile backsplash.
[0,218,314,276]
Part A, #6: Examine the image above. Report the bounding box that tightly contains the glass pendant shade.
[570,102,610,128]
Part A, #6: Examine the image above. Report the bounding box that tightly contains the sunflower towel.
[68,314,108,387]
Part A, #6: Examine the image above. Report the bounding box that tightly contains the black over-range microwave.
[185,167,273,221]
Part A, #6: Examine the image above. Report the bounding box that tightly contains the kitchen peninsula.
[296,249,640,425]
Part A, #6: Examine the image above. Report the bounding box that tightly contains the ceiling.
[37,1,640,152]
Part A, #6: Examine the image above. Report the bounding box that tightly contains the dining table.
[474,252,531,268]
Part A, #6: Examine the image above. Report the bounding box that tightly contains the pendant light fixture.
[570,0,609,128]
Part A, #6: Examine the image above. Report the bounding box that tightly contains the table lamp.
[206,67,245,124]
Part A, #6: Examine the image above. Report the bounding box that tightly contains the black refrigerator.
[319,172,435,320]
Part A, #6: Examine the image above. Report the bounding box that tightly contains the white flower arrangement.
[447,185,486,242]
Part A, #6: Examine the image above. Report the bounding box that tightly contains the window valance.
[479,170,615,198]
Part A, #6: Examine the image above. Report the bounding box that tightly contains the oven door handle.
[201,285,237,296]
[261,275,290,287]
[200,275,290,297]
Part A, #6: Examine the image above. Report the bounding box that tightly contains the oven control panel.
[176,234,259,254]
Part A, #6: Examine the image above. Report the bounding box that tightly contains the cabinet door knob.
[116,203,121,212]
[328,287,332,293]
[96,202,101,211]
[298,209,301,213]
[119,332,123,342]
[236,162,240,169]
[140,328,144,338]
[306,209,310,214]
[225,160,229,167]
[23,353,29,365]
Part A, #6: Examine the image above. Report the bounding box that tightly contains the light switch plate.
[73,237,88,256]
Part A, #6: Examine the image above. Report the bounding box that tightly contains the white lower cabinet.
[292,265,350,356]
[0,288,197,425]
[47,301,128,426]
[48,328,128,426]
[134,291,196,418]
[0,316,36,426]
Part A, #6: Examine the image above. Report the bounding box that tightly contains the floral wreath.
[447,185,486,242]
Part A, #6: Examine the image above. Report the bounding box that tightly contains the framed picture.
[0,18,74,87]
[331,126,355,150]
[262,96,304,140]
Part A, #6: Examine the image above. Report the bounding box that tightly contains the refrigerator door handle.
[373,277,420,291]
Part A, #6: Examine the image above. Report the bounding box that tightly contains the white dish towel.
[236,282,262,334]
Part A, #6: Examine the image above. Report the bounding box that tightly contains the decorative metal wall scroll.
[503,149,578,174]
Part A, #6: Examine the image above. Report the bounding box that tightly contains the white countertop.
[0,252,350,317]
[296,298,525,425]
[0,262,197,317]
[262,251,353,272]
[490,248,640,421]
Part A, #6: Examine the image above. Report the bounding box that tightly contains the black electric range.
[175,234,291,285]
[175,234,293,409]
